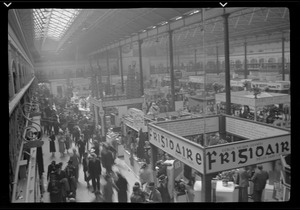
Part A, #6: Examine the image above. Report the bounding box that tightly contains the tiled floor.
[40,132,140,202]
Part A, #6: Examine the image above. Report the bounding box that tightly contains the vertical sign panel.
[148,125,204,174]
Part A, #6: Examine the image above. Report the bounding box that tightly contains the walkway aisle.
[41,134,140,202]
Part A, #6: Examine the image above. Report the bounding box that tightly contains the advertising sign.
[158,116,219,137]
[125,108,146,132]
[226,117,289,139]
[205,135,290,174]
[148,125,204,174]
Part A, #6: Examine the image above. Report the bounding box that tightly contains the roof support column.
[89,56,99,98]
[96,56,103,98]
[168,30,175,111]
[119,46,124,93]
[194,48,197,75]
[222,13,231,115]
[216,45,219,75]
[106,49,111,95]
[282,36,285,81]
[244,42,248,79]
[138,39,144,96]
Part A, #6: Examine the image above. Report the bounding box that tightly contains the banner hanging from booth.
[148,125,205,174]
[205,134,290,174]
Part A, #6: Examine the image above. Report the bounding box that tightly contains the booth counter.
[192,180,239,202]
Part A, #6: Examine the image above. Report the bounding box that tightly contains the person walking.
[47,172,62,203]
[77,134,86,163]
[235,167,251,202]
[69,149,80,182]
[130,185,144,203]
[58,129,66,158]
[82,152,91,188]
[64,128,71,154]
[47,161,56,181]
[49,131,56,157]
[139,163,154,191]
[115,172,128,202]
[55,163,69,202]
[64,159,77,197]
[88,153,102,193]
[101,143,115,175]
[251,165,269,202]
[157,175,171,202]
[146,182,162,203]
[102,174,119,202]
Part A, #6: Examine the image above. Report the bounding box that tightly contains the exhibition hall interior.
[8,5,291,203]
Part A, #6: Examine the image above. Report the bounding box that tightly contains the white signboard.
[215,93,256,107]
[226,117,289,139]
[158,116,219,137]
[148,125,204,174]
[205,135,290,174]
[102,98,144,107]
[127,108,145,132]
[189,76,204,83]
[255,94,290,107]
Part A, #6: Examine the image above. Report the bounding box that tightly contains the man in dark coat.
[101,143,115,175]
[157,175,171,202]
[88,153,102,193]
[77,135,86,163]
[65,159,76,196]
[251,165,269,202]
[47,161,56,181]
[115,172,128,202]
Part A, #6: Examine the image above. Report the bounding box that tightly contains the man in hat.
[47,161,56,181]
[88,153,102,193]
[65,159,76,196]
[69,148,80,182]
[251,165,269,202]
[146,182,162,203]
[130,185,144,203]
[157,174,171,202]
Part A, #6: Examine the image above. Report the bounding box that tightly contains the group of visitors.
[235,164,270,202]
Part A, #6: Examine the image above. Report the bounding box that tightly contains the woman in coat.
[58,130,66,157]
[49,131,56,157]
[115,172,128,202]
[64,128,71,153]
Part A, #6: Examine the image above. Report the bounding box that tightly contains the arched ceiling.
[13,7,290,63]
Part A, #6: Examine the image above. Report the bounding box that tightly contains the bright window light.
[33,9,81,40]
[175,16,182,20]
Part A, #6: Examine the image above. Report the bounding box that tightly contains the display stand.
[215,181,239,202]
[148,114,290,202]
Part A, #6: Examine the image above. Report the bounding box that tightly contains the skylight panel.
[33,8,81,40]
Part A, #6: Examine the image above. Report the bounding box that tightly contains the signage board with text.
[205,134,290,174]
[226,117,289,139]
[157,116,219,137]
[148,125,204,174]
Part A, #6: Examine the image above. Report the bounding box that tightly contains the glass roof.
[33,9,81,41]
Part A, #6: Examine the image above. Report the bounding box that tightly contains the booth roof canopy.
[215,91,290,107]
[216,91,289,98]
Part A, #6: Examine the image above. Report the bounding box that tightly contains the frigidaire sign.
[148,125,204,173]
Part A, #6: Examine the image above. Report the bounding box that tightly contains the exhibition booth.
[215,91,290,124]
[148,114,290,202]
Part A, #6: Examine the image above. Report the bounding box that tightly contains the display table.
[215,181,239,202]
